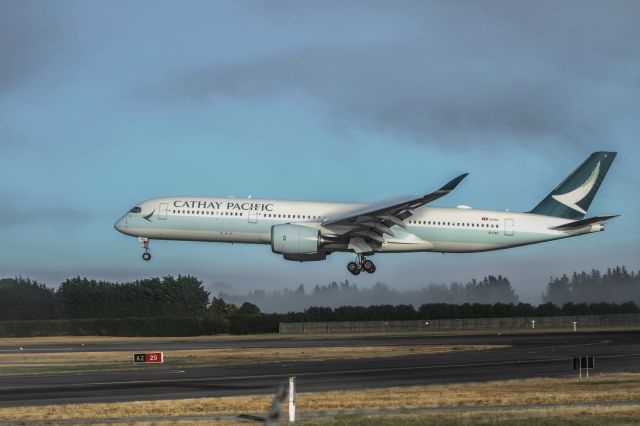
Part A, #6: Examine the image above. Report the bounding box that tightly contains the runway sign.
[572,356,594,369]
[133,352,163,363]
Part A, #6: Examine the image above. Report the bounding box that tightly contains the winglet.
[438,173,468,193]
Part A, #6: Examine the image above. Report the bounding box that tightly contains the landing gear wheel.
[140,238,151,261]
[347,254,376,275]
[363,260,375,273]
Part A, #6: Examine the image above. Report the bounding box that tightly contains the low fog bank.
[215,266,639,313]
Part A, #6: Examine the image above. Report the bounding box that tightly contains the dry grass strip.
[2,326,640,346]
[0,344,504,375]
[305,403,640,426]
[2,373,640,423]
[297,373,640,410]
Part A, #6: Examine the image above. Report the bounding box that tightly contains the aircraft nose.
[114,217,126,233]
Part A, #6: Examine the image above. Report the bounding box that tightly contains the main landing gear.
[140,237,151,261]
[347,254,376,275]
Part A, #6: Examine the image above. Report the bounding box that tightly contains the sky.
[1,0,639,304]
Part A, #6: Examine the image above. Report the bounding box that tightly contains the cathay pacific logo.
[143,210,155,221]
[552,161,600,214]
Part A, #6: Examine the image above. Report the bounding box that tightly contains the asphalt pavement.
[0,330,637,407]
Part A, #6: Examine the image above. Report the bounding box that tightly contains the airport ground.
[0,329,639,424]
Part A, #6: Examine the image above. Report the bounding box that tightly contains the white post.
[573,321,577,332]
[531,320,535,329]
[288,376,296,422]
[579,361,582,379]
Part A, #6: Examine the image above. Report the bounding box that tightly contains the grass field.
[0,344,505,375]
[1,373,640,425]
[1,325,639,346]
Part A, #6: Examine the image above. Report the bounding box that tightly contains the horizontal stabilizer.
[550,215,619,231]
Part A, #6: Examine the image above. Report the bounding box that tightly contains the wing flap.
[348,237,375,254]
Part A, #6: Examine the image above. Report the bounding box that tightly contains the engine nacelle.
[271,224,320,255]
[284,253,327,262]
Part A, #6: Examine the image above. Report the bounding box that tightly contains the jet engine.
[271,224,321,255]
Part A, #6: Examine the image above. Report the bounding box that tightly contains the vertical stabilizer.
[529,151,616,219]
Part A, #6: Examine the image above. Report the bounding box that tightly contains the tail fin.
[529,151,616,219]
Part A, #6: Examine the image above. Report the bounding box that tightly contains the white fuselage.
[114,196,603,254]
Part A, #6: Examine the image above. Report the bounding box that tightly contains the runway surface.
[0,330,638,407]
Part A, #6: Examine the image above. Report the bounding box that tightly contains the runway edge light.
[133,352,164,363]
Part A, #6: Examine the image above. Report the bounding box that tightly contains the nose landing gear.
[347,254,376,275]
[140,237,151,261]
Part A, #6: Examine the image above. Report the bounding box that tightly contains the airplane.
[115,151,617,275]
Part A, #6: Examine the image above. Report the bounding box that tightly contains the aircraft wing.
[321,173,468,253]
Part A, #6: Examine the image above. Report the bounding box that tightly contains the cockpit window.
[129,207,142,213]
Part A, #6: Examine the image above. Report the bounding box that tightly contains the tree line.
[0,276,209,321]
[219,267,640,312]
[219,275,519,312]
[543,266,640,305]
[1,268,639,336]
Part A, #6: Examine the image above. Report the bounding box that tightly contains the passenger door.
[248,210,258,223]
[504,218,514,236]
[159,203,168,220]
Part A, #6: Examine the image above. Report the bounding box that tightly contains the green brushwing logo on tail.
[551,161,600,215]
[530,152,616,219]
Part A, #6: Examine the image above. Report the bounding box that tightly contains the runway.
[0,330,638,407]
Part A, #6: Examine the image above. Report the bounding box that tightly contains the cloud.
[162,1,640,147]
[0,118,34,155]
[0,205,90,228]
[0,1,66,93]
